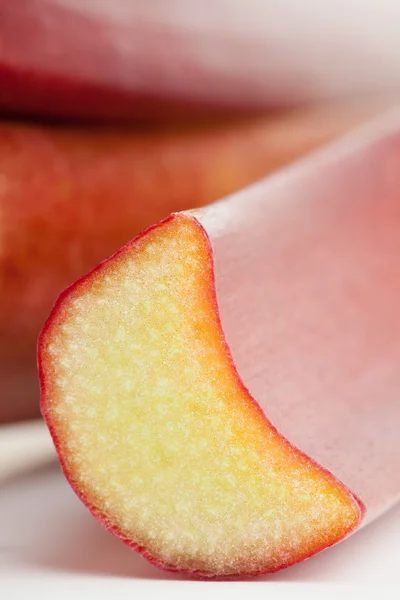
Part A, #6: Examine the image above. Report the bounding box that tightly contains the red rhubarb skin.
[2,105,381,423]
[0,0,278,123]
[2,1,400,123]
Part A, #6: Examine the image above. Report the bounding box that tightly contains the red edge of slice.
[37,212,366,580]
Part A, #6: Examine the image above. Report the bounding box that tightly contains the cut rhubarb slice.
[39,111,400,577]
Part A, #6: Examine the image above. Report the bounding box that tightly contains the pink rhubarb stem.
[192,110,400,525]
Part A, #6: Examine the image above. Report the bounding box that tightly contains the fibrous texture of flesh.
[39,215,361,578]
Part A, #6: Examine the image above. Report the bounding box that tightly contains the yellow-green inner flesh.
[42,214,361,577]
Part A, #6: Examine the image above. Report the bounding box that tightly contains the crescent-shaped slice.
[39,213,362,578]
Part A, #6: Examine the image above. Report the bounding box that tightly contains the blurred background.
[2,0,400,425]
